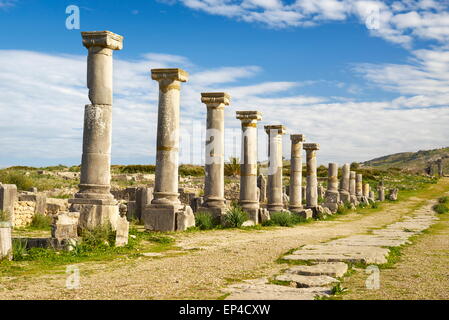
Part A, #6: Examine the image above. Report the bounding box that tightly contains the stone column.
[257,174,267,203]
[339,163,350,203]
[0,184,17,226]
[323,163,340,212]
[378,186,385,201]
[0,221,12,261]
[69,31,123,231]
[301,186,307,204]
[303,143,320,208]
[200,93,230,220]
[289,134,305,212]
[363,183,370,198]
[356,174,363,199]
[349,171,358,204]
[143,68,194,232]
[264,125,286,212]
[237,111,262,222]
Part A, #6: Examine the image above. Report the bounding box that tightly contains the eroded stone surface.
[275,273,339,288]
[285,262,348,278]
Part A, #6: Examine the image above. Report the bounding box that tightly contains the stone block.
[46,198,69,215]
[0,221,12,261]
[126,201,137,220]
[19,193,46,215]
[258,208,270,223]
[136,187,153,221]
[115,214,129,247]
[69,199,119,232]
[51,211,79,240]
[176,205,195,231]
[285,262,348,278]
[294,209,313,219]
[0,184,17,224]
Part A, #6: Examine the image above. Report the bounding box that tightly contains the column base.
[69,198,119,232]
[143,203,195,232]
[267,203,284,213]
[292,208,313,219]
[339,191,350,203]
[288,204,303,213]
[349,195,359,206]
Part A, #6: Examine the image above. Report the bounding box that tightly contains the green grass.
[223,205,248,228]
[194,211,217,230]
[433,203,449,214]
[29,213,52,230]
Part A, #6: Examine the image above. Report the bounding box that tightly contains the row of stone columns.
[71,30,385,232]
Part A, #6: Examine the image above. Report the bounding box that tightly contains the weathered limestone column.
[323,163,340,212]
[301,186,307,204]
[143,68,194,232]
[69,31,123,231]
[363,183,370,198]
[199,93,230,220]
[304,143,320,209]
[378,186,385,201]
[356,174,363,200]
[0,221,12,261]
[349,171,358,204]
[339,163,350,203]
[237,111,262,222]
[265,125,286,212]
[289,134,305,212]
[257,174,267,203]
[0,184,17,226]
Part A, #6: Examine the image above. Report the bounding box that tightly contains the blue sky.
[0,0,448,167]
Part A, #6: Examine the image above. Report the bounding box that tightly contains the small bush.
[432,203,449,214]
[0,171,34,191]
[336,205,348,215]
[438,196,449,204]
[12,238,28,261]
[264,211,294,227]
[29,213,52,230]
[80,224,116,249]
[223,205,248,228]
[371,202,379,209]
[195,212,216,230]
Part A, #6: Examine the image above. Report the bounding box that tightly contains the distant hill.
[362,147,449,172]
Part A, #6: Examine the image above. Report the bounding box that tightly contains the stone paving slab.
[283,252,388,264]
[224,278,330,300]
[275,274,339,288]
[285,262,348,278]
[330,235,410,247]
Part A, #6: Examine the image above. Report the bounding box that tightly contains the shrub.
[371,201,379,209]
[438,196,449,204]
[432,203,449,214]
[223,205,248,228]
[195,211,216,230]
[224,157,240,177]
[179,164,204,177]
[12,238,28,261]
[265,211,294,227]
[80,224,116,249]
[0,171,34,191]
[29,213,52,230]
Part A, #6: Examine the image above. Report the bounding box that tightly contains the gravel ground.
[0,181,447,300]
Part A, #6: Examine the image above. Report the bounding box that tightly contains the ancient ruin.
[265,125,286,213]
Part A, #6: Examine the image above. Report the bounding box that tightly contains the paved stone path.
[224,200,438,300]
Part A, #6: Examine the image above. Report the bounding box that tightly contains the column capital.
[303,143,320,151]
[201,92,230,106]
[290,134,305,143]
[81,30,123,50]
[264,125,286,135]
[236,111,262,121]
[151,68,189,82]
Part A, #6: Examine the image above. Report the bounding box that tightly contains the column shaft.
[265,125,286,212]
[289,134,305,211]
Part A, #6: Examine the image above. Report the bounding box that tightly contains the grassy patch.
[194,211,217,230]
[432,197,449,214]
[223,205,248,228]
[29,214,52,230]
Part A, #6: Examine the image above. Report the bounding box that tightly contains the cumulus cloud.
[172,0,449,47]
[0,49,448,167]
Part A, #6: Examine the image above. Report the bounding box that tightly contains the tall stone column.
[304,143,320,209]
[323,163,340,212]
[143,68,194,232]
[339,163,350,203]
[356,173,363,200]
[349,171,358,204]
[69,31,123,231]
[289,134,305,212]
[363,183,370,198]
[199,93,230,220]
[237,111,262,222]
[265,125,286,212]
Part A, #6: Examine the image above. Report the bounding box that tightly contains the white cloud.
[173,0,449,47]
[0,49,448,167]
